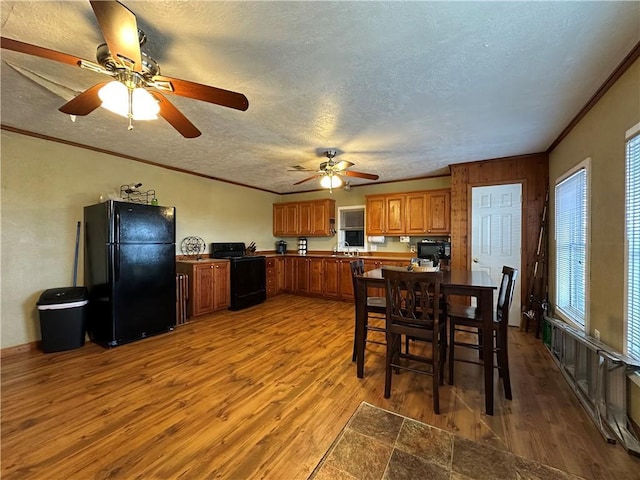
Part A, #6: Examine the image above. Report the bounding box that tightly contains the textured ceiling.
[1,1,639,194]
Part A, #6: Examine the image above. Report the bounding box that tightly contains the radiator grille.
[176,273,188,325]
[545,316,640,455]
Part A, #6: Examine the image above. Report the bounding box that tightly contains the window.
[625,124,640,360]
[555,160,589,329]
[337,206,367,250]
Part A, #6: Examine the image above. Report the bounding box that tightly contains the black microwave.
[417,241,450,260]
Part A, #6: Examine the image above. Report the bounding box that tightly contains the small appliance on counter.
[298,237,307,255]
[276,240,287,254]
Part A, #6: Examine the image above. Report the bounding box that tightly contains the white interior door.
[471,184,522,327]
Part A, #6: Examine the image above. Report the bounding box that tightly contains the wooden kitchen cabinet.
[176,260,230,318]
[365,189,451,236]
[278,255,410,301]
[273,199,336,237]
[323,258,341,299]
[273,203,299,236]
[385,194,406,235]
[425,189,451,234]
[309,257,324,295]
[338,259,355,300]
[266,257,284,297]
[323,257,357,300]
[294,257,310,293]
[405,192,429,235]
[365,196,385,235]
[283,256,296,292]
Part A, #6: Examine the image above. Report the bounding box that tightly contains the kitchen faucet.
[341,241,351,256]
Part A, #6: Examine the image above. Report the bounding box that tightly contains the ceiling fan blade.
[343,170,379,181]
[152,75,249,111]
[294,175,319,185]
[334,160,355,171]
[90,0,142,72]
[149,91,201,138]
[1,37,88,67]
[58,82,109,115]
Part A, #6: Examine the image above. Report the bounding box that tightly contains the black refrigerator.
[84,200,176,348]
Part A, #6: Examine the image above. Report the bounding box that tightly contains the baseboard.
[1,341,39,359]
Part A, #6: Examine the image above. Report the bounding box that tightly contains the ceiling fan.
[291,150,379,191]
[0,0,249,138]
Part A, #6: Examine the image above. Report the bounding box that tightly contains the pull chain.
[127,87,134,131]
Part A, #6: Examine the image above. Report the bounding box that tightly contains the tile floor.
[308,402,585,480]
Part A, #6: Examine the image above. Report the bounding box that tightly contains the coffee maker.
[276,240,287,254]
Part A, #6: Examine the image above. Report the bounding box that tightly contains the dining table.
[354,266,498,415]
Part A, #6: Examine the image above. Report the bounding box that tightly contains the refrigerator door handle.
[114,208,121,244]
[114,244,120,282]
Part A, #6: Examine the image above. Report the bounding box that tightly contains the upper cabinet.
[274,199,336,237]
[365,189,451,236]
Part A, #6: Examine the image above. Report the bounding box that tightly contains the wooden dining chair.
[350,259,386,364]
[382,268,446,414]
[447,266,518,400]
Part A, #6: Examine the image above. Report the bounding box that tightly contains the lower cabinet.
[323,258,341,299]
[176,260,230,317]
[339,259,355,300]
[266,256,284,297]
[309,258,324,295]
[268,255,408,301]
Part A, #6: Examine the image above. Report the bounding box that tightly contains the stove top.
[211,242,246,258]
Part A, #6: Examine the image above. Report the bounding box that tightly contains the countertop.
[176,252,414,263]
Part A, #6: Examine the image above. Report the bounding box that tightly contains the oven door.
[229,257,266,311]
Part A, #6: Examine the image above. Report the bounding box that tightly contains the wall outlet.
[594,329,600,341]
[410,245,416,253]
[399,236,410,243]
[369,245,377,251]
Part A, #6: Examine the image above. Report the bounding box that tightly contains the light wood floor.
[2,295,638,480]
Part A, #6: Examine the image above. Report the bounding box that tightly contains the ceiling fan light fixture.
[320,174,342,189]
[98,81,159,120]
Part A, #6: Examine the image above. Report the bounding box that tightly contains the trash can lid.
[37,287,88,306]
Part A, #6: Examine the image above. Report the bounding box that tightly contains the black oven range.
[211,242,266,311]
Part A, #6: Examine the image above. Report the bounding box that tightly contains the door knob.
[473,257,479,263]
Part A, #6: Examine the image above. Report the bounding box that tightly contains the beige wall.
[0,130,279,348]
[548,59,640,423]
[0,131,451,349]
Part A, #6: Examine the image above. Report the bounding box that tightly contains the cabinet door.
[339,259,355,300]
[311,200,327,235]
[366,196,385,235]
[309,258,324,294]
[324,258,340,299]
[193,264,215,316]
[284,257,296,292]
[426,190,451,234]
[295,257,309,293]
[405,192,428,235]
[273,204,286,236]
[275,257,285,292]
[298,202,313,235]
[284,204,299,236]
[212,261,230,310]
[385,195,405,234]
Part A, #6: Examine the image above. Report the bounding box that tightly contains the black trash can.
[37,287,88,353]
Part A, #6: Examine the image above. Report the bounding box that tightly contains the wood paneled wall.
[450,153,549,312]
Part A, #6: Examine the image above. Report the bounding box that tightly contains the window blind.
[555,167,588,328]
[626,132,640,359]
